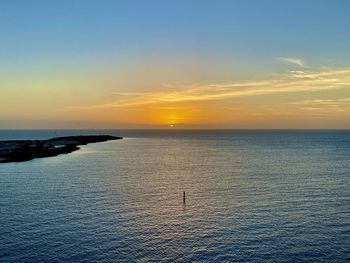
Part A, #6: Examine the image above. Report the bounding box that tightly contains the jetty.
[0,135,122,163]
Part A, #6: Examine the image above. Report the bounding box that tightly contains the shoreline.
[0,135,122,163]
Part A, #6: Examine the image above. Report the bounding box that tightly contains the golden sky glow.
[1,60,349,129]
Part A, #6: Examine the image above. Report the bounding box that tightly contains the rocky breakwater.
[0,135,122,163]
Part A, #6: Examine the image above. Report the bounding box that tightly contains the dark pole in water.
[183,191,186,204]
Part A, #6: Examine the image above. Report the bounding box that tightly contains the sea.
[0,130,349,262]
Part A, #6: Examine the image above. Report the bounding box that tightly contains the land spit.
[0,135,122,163]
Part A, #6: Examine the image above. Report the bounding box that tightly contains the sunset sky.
[1,0,350,129]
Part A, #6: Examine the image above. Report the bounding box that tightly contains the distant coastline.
[0,135,122,163]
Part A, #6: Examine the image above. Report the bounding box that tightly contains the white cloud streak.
[277,57,307,67]
[67,67,350,110]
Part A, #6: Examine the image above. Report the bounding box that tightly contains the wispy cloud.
[289,97,350,115]
[67,67,350,110]
[290,98,350,106]
[277,57,307,67]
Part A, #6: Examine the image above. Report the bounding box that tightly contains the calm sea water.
[0,130,349,262]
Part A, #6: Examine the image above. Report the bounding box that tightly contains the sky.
[1,0,350,129]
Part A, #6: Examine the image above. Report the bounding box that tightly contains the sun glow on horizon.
[45,66,350,129]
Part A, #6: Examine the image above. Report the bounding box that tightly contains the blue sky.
[1,0,349,67]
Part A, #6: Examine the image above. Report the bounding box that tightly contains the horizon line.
[1,128,350,131]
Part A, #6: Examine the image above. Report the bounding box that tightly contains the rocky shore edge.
[0,135,122,163]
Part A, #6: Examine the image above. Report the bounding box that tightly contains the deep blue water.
[1,130,349,262]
